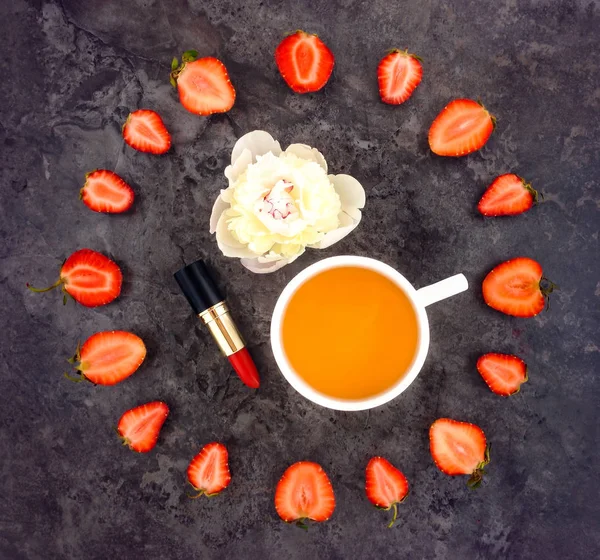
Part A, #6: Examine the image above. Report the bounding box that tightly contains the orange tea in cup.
[281,266,419,400]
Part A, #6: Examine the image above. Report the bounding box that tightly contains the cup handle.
[415,273,469,308]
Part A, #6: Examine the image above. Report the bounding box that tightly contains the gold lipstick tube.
[198,301,245,357]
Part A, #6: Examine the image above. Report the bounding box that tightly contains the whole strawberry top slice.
[478,174,539,217]
[365,457,409,528]
[27,248,122,307]
[275,461,335,529]
[428,99,495,157]
[170,51,236,116]
[65,331,146,385]
[482,257,557,317]
[377,50,422,105]
[122,109,171,154]
[187,442,232,498]
[117,401,169,453]
[477,353,528,396]
[81,170,134,213]
[430,418,490,488]
[275,31,335,94]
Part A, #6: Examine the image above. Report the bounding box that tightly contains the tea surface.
[282,266,419,399]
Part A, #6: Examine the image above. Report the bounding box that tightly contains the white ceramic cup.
[270,256,468,411]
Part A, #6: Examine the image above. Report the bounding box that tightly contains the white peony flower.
[210,130,366,273]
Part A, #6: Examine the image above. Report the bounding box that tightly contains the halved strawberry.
[275,31,335,94]
[80,170,134,213]
[482,257,557,317]
[365,457,409,528]
[122,109,171,154]
[477,353,528,396]
[274,461,335,528]
[478,174,539,217]
[377,50,422,105]
[65,331,146,385]
[170,51,236,116]
[27,248,122,307]
[428,99,495,156]
[430,418,490,488]
[187,442,232,498]
[117,401,169,453]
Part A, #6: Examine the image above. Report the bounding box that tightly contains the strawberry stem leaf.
[181,50,198,63]
[295,519,309,530]
[171,57,179,71]
[63,372,85,383]
[468,445,491,489]
[26,277,62,293]
[387,502,398,528]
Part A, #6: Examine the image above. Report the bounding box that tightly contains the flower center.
[260,180,297,220]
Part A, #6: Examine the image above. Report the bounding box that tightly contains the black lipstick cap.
[174,259,224,315]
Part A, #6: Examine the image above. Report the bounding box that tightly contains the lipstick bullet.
[174,259,260,389]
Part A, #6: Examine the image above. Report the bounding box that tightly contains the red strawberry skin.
[482,257,552,318]
[175,57,236,116]
[117,401,169,453]
[274,461,335,524]
[27,249,122,307]
[123,110,171,154]
[275,31,335,94]
[81,170,134,213]
[478,174,538,216]
[377,50,423,105]
[428,99,495,156]
[70,331,147,386]
[187,442,232,496]
[477,353,528,396]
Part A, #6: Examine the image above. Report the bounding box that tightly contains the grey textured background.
[1,0,599,558]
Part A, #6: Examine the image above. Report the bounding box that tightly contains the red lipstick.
[174,259,260,389]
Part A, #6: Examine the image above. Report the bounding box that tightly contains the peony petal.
[308,210,361,250]
[285,144,328,172]
[209,193,230,234]
[231,131,281,166]
[329,174,366,220]
[240,257,290,274]
[215,214,259,258]
[225,148,252,185]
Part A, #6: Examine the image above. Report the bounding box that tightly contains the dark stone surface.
[1,0,599,558]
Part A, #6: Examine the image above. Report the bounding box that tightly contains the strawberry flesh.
[482,257,554,317]
[377,50,422,105]
[275,31,335,94]
[81,170,134,213]
[187,442,232,496]
[274,461,335,527]
[174,56,236,116]
[27,248,122,307]
[123,110,171,154]
[477,353,528,396]
[117,401,169,453]
[478,174,537,216]
[365,457,409,528]
[68,331,146,385]
[430,418,489,488]
[428,99,495,156]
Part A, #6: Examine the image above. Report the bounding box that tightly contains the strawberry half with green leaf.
[65,331,146,385]
[478,174,539,217]
[80,170,134,213]
[377,50,422,105]
[275,461,335,529]
[187,442,232,498]
[275,31,335,94]
[429,99,495,156]
[117,401,169,453]
[365,457,409,528]
[483,257,558,317]
[170,51,236,116]
[477,353,528,396]
[430,418,490,488]
[27,248,122,307]
[122,109,171,154]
